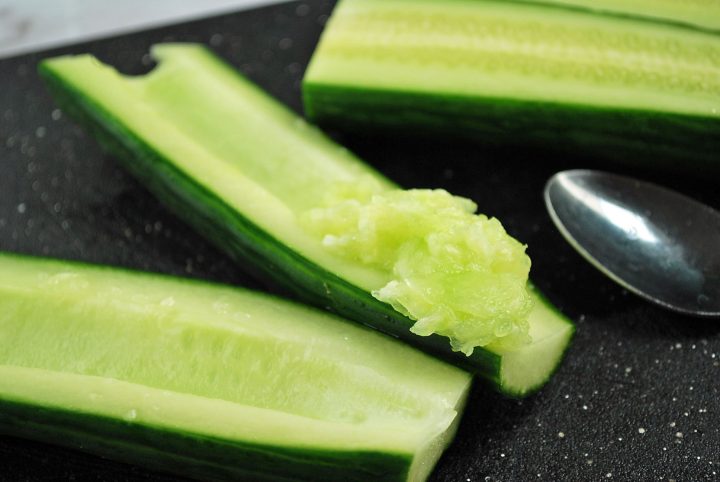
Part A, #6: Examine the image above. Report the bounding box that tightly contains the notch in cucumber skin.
[303,0,720,170]
[0,252,471,482]
[39,44,573,397]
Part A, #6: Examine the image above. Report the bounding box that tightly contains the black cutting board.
[1,1,719,480]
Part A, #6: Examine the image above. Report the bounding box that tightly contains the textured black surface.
[1,1,719,480]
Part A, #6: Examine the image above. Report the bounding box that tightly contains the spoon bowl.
[544,170,720,317]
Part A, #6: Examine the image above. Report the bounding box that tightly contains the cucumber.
[39,44,573,396]
[303,0,720,169]
[0,252,471,482]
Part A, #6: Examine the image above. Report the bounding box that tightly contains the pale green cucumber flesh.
[39,44,574,396]
[0,252,471,482]
[303,0,720,167]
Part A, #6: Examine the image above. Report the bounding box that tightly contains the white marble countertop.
[0,0,282,59]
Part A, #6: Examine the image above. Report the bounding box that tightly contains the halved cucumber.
[0,252,471,482]
[39,44,573,396]
[303,0,720,168]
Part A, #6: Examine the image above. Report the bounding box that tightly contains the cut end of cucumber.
[492,288,575,397]
[302,184,533,354]
[408,385,469,482]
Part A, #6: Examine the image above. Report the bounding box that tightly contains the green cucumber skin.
[505,0,720,35]
[303,83,720,172]
[0,398,409,482]
[38,62,504,385]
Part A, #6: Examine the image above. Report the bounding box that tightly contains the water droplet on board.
[286,62,302,75]
[210,33,224,47]
[278,37,293,50]
[295,3,310,17]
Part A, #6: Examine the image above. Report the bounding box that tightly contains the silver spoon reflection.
[544,170,720,317]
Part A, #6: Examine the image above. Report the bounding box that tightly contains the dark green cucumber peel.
[39,47,573,397]
[0,399,408,482]
[512,0,720,33]
[304,84,720,171]
[303,0,720,169]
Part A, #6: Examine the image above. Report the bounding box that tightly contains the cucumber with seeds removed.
[39,44,573,396]
[0,252,471,482]
[303,0,720,168]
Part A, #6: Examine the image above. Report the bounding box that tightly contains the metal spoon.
[544,169,720,317]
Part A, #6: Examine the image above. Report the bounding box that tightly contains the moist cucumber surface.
[39,44,573,396]
[0,252,471,482]
[303,0,720,168]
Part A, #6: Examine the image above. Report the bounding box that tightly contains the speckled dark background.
[1,1,719,481]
